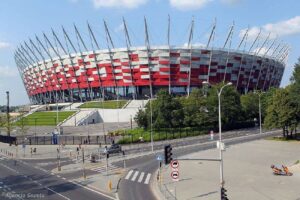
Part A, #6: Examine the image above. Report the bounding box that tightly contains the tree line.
[135,58,300,139]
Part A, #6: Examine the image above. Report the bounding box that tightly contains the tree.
[134,109,148,129]
[264,87,298,138]
[241,92,259,122]
[16,114,29,141]
[289,58,300,128]
[151,90,184,129]
[181,89,211,129]
[206,83,244,130]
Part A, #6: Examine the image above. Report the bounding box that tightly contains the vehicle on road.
[105,144,122,154]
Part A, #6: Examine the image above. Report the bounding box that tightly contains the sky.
[0,0,300,106]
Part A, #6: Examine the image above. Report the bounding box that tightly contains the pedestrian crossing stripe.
[125,170,152,185]
[90,164,119,173]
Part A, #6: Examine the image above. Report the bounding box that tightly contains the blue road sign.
[156,154,163,161]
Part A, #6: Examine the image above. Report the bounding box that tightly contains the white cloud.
[221,0,241,5]
[92,0,148,9]
[0,42,11,49]
[0,66,18,78]
[253,47,274,56]
[114,23,124,33]
[240,16,300,41]
[183,42,206,47]
[169,0,213,10]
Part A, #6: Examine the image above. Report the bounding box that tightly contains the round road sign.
[171,160,179,169]
[171,171,179,180]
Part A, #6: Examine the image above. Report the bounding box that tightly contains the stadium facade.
[14,19,288,104]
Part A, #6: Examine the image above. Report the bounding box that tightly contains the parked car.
[106,144,122,154]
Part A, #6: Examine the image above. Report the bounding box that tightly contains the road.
[0,156,115,200]
[0,129,280,200]
[116,130,280,200]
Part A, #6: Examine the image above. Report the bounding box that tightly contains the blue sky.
[0,0,300,105]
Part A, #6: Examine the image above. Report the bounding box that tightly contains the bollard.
[108,180,112,192]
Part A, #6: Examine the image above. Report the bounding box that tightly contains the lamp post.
[56,90,59,126]
[203,81,232,197]
[145,95,153,152]
[254,91,265,134]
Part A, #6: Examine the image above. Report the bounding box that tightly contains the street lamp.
[203,81,232,197]
[145,95,153,152]
[56,90,59,126]
[254,90,265,134]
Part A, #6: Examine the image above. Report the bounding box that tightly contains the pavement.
[0,128,284,200]
[158,139,300,200]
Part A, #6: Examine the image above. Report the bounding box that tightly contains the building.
[14,19,287,104]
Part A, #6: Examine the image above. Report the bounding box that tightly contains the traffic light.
[221,187,228,200]
[164,144,173,165]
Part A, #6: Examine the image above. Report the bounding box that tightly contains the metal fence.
[15,135,127,145]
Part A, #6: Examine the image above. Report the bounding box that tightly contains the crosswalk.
[124,170,152,185]
[90,163,119,173]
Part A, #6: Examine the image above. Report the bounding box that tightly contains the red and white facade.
[16,46,285,104]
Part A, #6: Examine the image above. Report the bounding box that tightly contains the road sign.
[156,154,163,161]
[171,160,179,169]
[171,171,179,181]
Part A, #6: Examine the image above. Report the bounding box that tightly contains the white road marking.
[131,171,139,181]
[144,173,151,184]
[44,186,71,200]
[71,180,116,200]
[125,170,133,180]
[137,172,145,183]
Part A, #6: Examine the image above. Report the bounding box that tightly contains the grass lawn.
[79,100,128,109]
[15,111,75,126]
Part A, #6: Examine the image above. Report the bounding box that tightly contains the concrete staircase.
[60,110,96,126]
[124,100,149,109]
[62,102,84,110]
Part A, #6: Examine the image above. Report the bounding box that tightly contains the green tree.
[151,90,184,129]
[181,89,212,129]
[289,58,300,127]
[241,92,259,121]
[206,83,244,130]
[264,87,298,138]
[134,109,148,129]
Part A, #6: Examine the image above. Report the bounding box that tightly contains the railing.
[77,109,98,126]
[58,109,80,126]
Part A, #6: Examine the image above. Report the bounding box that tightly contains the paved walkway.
[158,139,300,200]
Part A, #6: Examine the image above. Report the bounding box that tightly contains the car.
[106,144,122,154]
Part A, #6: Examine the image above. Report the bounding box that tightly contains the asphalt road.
[116,130,280,200]
[0,156,115,200]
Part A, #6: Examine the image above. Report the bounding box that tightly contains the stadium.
[14,19,287,104]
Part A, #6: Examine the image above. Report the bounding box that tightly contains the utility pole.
[6,91,10,137]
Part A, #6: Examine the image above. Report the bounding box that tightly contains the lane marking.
[71,180,116,200]
[131,171,139,181]
[137,172,145,183]
[125,170,133,180]
[144,173,151,184]
[44,185,71,200]
[0,163,18,174]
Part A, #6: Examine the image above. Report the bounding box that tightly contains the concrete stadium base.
[159,140,300,200]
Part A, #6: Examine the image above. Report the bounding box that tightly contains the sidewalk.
[157,139,300,200]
